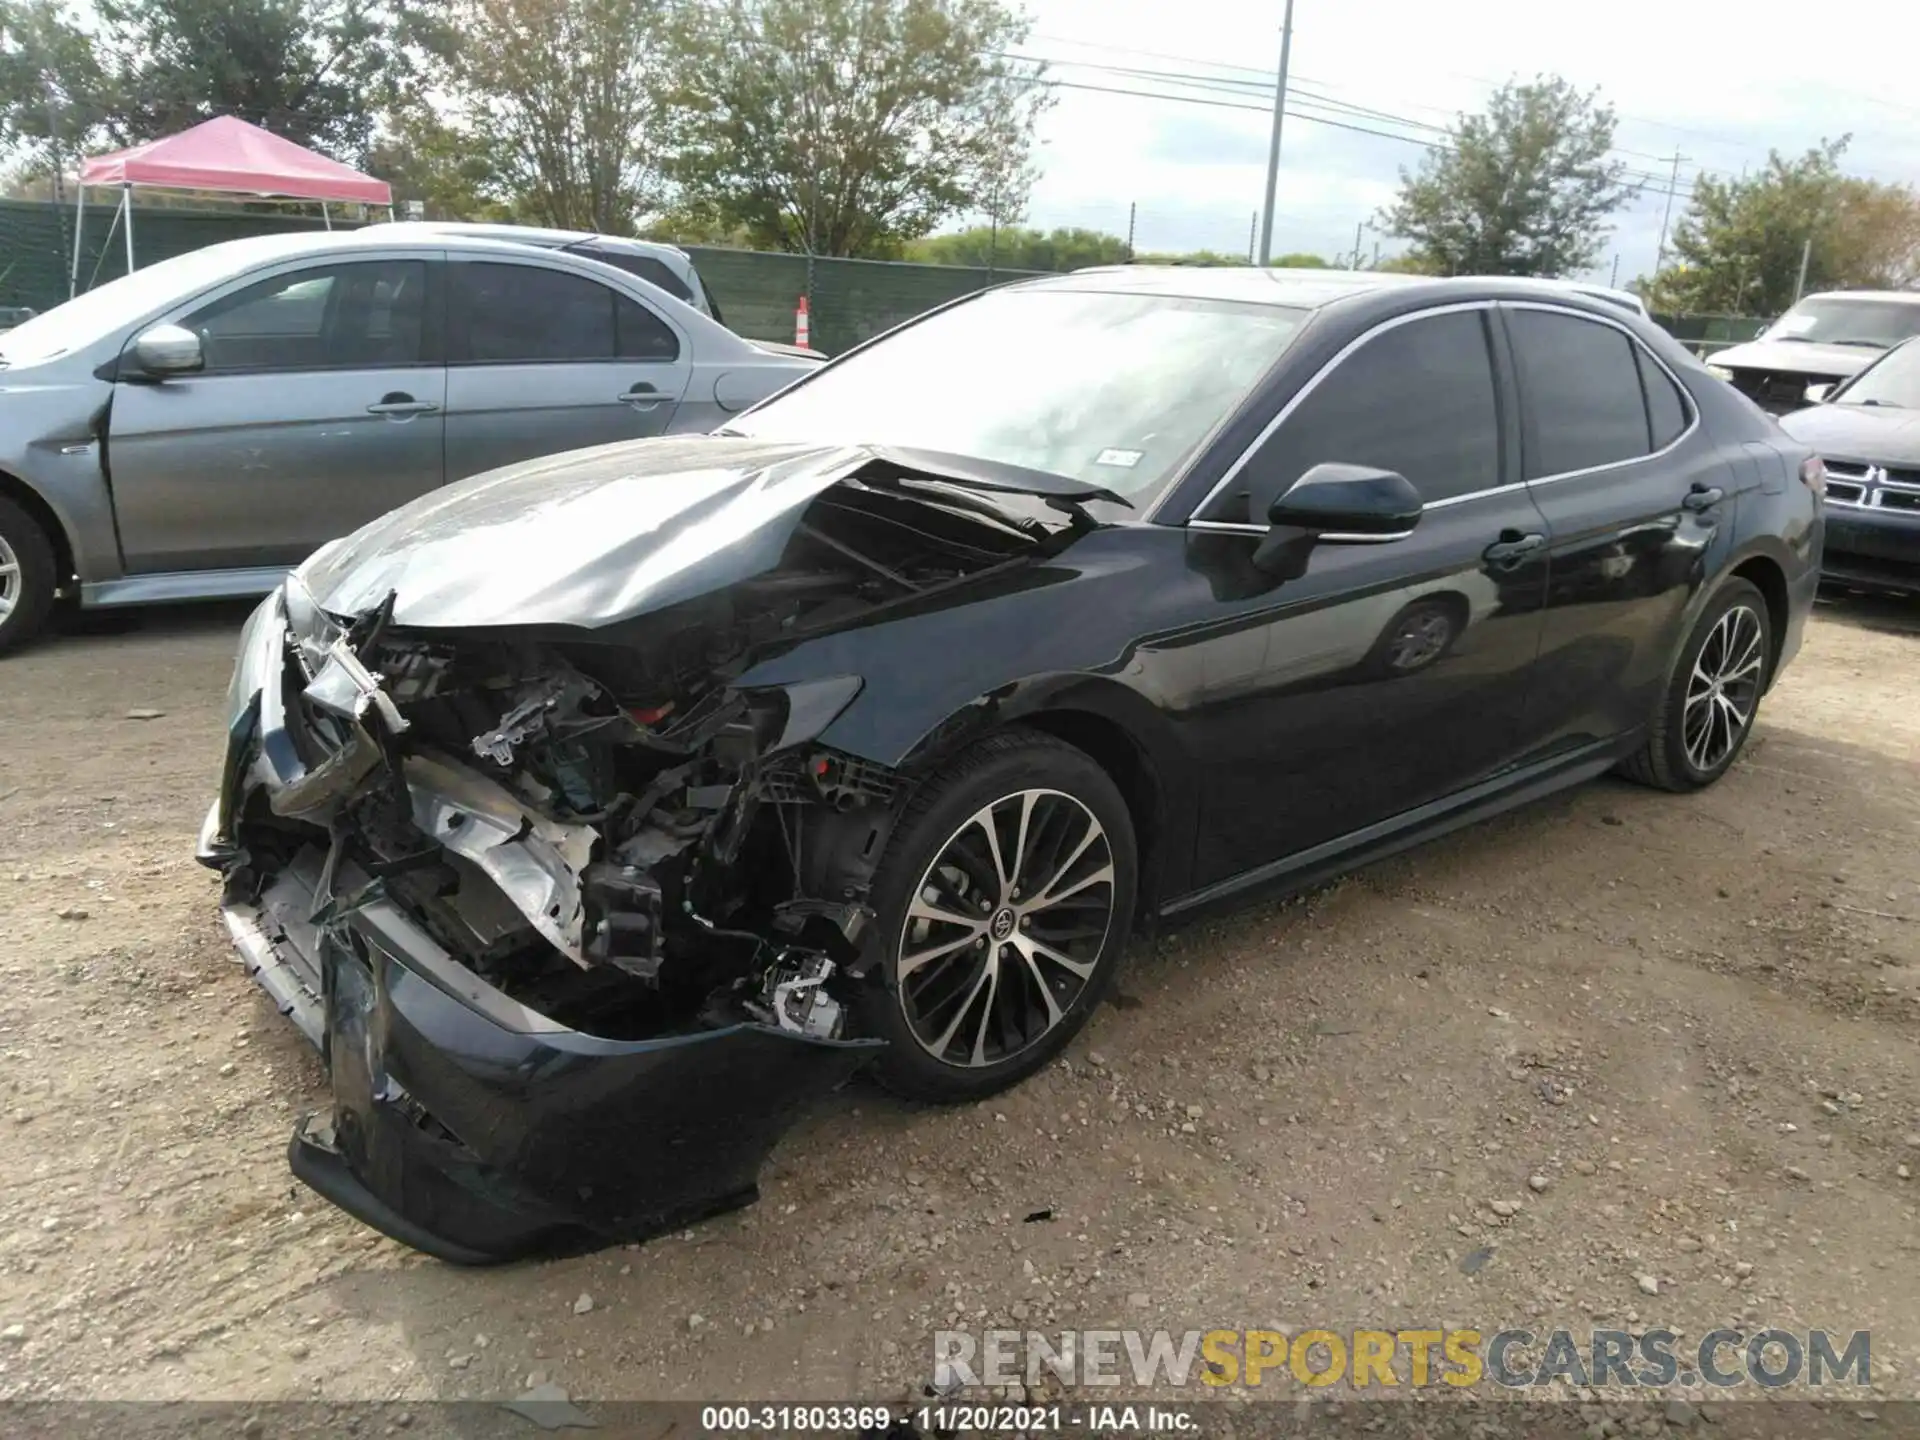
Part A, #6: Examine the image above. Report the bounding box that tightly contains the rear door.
[1502,303,1738,757]
[442,258,692,480]
[108,257,444,574]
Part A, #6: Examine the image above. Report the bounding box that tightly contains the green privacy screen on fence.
[0,198,1765,357]
[0,198,1042,355]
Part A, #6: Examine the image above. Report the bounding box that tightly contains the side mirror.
[1267,463,1423,539]
[1803,382,1833,405]
[130,323,203,377]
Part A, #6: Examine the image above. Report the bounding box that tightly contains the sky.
[995,0,1920,283]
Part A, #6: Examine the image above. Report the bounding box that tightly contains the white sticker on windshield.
[1094,448,1143,468]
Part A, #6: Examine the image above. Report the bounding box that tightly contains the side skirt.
[82,566,290,609]
[1158,733,1641,922]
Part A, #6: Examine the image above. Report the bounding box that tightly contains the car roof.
[1019,265,1660,319]
[1797,290,1920,305]
[371,221,692,263]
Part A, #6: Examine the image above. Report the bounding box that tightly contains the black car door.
[1499,303,1739,760]
[1175,303,1552,889]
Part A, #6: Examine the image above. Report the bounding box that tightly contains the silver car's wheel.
[0,531,19,624]
[1681,602,1765,772]
[1385,606,1456,671]
[897,788,1117,1069]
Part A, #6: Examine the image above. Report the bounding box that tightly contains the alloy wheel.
[1682,603,1765,773]
[896,789,1116,1068]
[1386,608,1455,671]
[0,532,19,623]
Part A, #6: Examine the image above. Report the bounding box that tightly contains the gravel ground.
[0,593,1916,1420]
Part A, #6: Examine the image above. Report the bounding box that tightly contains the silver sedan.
[0,228,820,652]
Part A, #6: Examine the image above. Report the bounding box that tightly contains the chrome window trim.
[1172,298,1704,527]
[1184,517,1414,543]
[1502,300,1700,485]
[1166,301,1499,524]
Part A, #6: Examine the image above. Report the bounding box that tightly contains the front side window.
[731,287,1307,505]
[452,262,679,364]
[1215,309,1501,518]
[183,260,428,372]
[1836,338,1920,408]
[1509,309,1653,478]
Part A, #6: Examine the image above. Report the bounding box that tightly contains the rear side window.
[1635,346,1690,449]
[1233,309,1501,512]
[1509,309,1653,477]
[451,262,679,364]
[591,250,697,305]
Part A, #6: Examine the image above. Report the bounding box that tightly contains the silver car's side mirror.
[1803,382,1834,405]
[131,324,204,377]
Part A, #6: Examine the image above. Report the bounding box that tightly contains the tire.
[856,728,1137,1103]
[1618,577,1771,792]
[0,495,58,657]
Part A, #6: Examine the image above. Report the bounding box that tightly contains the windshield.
[0,242,260,366]
[1837,338,1920,408]
[1762,297,1920,350]
[730,288,1307,504]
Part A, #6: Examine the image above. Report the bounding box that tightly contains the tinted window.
[452,262,679,364]
[1509,309,1652,477]
[184,261,427,372]
[593,250,696,305]
[1228,309,1500,513]
[1635,346,1688,449]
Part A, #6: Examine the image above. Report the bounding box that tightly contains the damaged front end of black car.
[196,435,1119,1263]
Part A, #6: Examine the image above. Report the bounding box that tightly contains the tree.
[664,0,1051,258]
[0,0,432,168]
[905,225,1128,271]
[1269,251,1330,268]
[1649,138,1920,315]
[1378,76,1635,278]
[416,0,669,232]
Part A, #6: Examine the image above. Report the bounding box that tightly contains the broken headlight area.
[202,479,1048,1257]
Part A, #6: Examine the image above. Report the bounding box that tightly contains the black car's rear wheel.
[857,730,1136,1103]
[1619,577,1771,792]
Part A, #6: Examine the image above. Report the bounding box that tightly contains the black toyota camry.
[198,266,1824,1262]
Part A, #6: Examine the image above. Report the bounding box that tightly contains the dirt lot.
[1,595,1917,1416]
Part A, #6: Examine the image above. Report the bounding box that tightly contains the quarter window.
[451,262,679,364]
[1636,345,1689,449]
[1508,309,1656,477]
[1224,309,1501,515]
[183,260,427,372]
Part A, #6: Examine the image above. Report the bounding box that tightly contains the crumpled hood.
[1780,402,1920,467]
[297,434,872,630]
[1712,339,1881,380]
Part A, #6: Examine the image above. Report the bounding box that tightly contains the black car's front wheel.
[1620,577,1772,791]
[857,730,1136,1103]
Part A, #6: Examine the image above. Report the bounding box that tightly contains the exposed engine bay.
[218,476,1058,1047]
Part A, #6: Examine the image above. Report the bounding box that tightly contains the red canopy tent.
[71,115,393,295]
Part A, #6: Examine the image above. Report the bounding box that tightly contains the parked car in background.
[1478,277,1650,320]
[1780,334,1920,594]
[198,266,1821,1261]
[0,305,36,334]
[0,228,821,653]
[1707,290,1920,414]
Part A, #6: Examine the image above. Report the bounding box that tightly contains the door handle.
[621,383,668,409]
[1682,484,1725,513]
[1483,531,1547,565]
[367,392,439,417]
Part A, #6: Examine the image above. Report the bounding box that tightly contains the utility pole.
[1653,151,1688,276]
[1793,236,1812,305]
[1255,0,1296,268]
[1125,201,1136,262]
[1609,254,1619,288]
[1351,221,1363,270]
[1246,212,1256,265]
